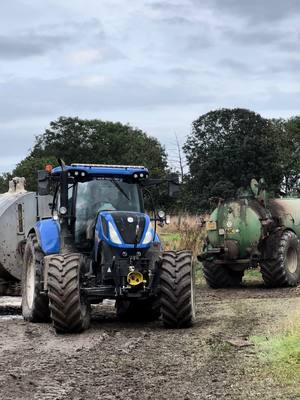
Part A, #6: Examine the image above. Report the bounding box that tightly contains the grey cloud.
[262,58,300,75]
[277,38,300,53]
[257,90,300,111]
[220,59,253,74]
[220,56,300,79]
[0,33,71,59]
[158,16,193,26]
[222,28,283,46]
[168,67,198,76]
[0,19,108,60]
[198,0,300,22]
[148,1,192,13]
[0,76,215,123]
[183,31,216,53]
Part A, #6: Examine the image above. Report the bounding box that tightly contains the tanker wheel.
[160,251,195,328]
[261,230,300,287]
[22,233,50,322]
[116,297,160,322]
[47,253,91,333]
[203,260,244,289]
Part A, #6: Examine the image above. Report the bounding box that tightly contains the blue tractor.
[21,161,195,333]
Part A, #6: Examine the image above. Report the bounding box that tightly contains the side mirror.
[168,173,180,198]
[37,170,50,196]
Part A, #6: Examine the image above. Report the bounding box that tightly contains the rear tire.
[203,261,243,288]
[47,253,91,333]
[22,233,50,322]
[160,251,195,328]
[261,230,300,287]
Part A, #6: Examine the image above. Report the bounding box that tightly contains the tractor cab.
[48,164,150,251]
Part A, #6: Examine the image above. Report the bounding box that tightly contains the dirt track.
[0,279,300,400]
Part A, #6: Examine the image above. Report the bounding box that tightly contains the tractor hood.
[95,211,158,249]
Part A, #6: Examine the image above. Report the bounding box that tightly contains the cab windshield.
[75,178,143,244]
[76,178,143,215]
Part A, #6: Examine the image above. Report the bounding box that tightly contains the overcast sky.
[1,0,300,173]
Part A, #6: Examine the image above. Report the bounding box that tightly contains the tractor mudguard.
[34,219,61,255]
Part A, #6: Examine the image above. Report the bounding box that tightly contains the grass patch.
[243,268,262,282]
[159,223,205,260]
[159,232,181,250]
[195,263,206,285]
[251,322,300,383]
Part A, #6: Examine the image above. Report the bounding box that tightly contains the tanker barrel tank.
[0,177,51,295]
[200,178,300,289]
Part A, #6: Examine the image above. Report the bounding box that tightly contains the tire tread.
[47,253,90,333]
[160,250,195,328]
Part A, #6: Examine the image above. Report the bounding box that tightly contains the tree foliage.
[13,156,57,192]
[271,117,300,193]
[0,173,12,193]
[183,108,283,211]
[12,117,168,193]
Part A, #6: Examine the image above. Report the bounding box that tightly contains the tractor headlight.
[142,224,154,245]
[108,222,122,245]
[59,206,67,215]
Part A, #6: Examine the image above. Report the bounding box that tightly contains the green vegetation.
[0,117,168,194]
[1,109,300,213]
[243,268,262,282]
[252,322,300,383]
[183,108,290,211]
[195,264,205,285]
[159,232,181,250]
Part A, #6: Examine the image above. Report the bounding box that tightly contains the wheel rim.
[26,255,35,309]
[287,247,298,274]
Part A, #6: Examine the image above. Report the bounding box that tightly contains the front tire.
[203,261,243,288]
[160,251,195,328]
[261,230,300,287]
[47,253,91,333]
[22,233,50,322]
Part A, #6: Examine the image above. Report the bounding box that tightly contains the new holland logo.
[127,217,134,223]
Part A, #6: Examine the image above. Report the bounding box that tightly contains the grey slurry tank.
[0,178,50,294]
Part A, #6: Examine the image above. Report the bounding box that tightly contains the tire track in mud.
[0,284,300,400]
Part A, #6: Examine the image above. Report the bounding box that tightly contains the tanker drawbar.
[200,178,300,288]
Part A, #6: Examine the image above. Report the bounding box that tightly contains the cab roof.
[51,163,149,181]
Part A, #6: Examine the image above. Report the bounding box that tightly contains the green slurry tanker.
[200,179,300,288]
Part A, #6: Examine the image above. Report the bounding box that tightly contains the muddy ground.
[0,278,300,400]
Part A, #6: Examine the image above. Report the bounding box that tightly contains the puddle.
[0,315,23,321]
[102,299,116,307]
[0,296,21,318]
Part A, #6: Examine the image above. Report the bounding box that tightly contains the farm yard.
[0,220,300,400]
[1,2,300,399]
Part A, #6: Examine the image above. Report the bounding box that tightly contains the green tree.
[183,108,283,211]
[13,117,168,194]
[272,117,300,193]
[13,156,57,192]
[0,173,12,193]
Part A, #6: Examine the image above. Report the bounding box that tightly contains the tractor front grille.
[111,212,146,244]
